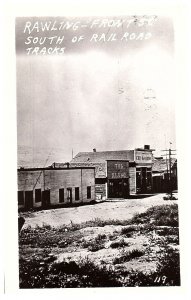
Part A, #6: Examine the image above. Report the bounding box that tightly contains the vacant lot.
[19,194,180,288]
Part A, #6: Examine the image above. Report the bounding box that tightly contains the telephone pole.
[161,143,176,199]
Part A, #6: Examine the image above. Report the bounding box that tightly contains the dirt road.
[22,193,178,228]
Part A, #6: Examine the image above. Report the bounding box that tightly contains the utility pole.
[169,147,172,198]
[161,143,176,199]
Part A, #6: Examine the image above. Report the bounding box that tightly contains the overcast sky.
[16,16,176,166]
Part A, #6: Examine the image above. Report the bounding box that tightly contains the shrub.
[108,234,118,241]
[19,256,121,288]
[95,234,107,241]
[127,204,178,227]
[120,226,137,237]
[113,249,145,264]
[110,239,129,249]
[19,248,180,287]
[155,248,180,285]
[81,234,107,252]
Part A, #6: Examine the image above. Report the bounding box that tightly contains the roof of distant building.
[152,158,177,172]
[71,150,134,163]
[70,151,134,178]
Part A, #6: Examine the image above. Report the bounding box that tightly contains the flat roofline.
[135,148,155,152]
[77,150,133,153]
[106,159,129,162]
[18,167,95,171]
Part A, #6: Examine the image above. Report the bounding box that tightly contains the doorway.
[108,179,129,198]
[42,190,50,208]
[25,191,33,210]
[67,188,72,203]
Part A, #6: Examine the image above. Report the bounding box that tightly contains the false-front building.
[70,145,154,199]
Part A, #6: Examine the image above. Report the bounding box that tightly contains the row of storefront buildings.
[18,145,178,210]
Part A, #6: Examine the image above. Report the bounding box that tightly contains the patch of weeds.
[88,243,104,252]
[113,249,145,264]
[140,224,156,233]
[156,226,179,236]
[58,237,75,248]
[165,235,179,245]
[129,249,145,259]
[110,239,129,249]
[41,223,52,230]
[156,248,180,285]
[120,225,138,237]
[108,234,118,241]
[20,224,83,248]
[68,221,81,231]
[95,234,107,241]
[118,247,180,286]
[80,238,90,248]
[57,218,129,233]
[19,256,121,288]
[81,234,107,252]
[19,247,180,287]
[127,204,178,227]
[118,270,155,287]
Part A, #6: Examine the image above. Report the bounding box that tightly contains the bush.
[128,204,178,227]
[156,248,180,285]
[81,234,107,252]
[110,239,129,249]
[120,226,138,237]
[156,226,178,236]
[19,256,121,288]
[113,249,145,264]
[19,248,180,287]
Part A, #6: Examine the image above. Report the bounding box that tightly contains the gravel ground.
[22,193,178,228]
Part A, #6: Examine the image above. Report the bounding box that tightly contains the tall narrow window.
[35,189,41,203]
[87,186,91,199]
[18,191,24,205]
[75,187,79,201]
[59,188,64,203]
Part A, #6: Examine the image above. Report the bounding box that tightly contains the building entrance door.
[108,179,129,198]
[42,190,50,208]
[141,167,147,193]
[136,167,152,193]
[25,191,33,210]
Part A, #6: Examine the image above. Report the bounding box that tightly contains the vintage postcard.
[2,0,191,296]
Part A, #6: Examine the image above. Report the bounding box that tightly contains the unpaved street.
[22,193,178,228]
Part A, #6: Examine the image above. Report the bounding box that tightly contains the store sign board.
[107,160,129,179]
[135,151,153,164]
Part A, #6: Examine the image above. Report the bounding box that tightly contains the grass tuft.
[113,249,145,264]
[127,204,178,227]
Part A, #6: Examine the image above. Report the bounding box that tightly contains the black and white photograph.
[2,0,190,293]
[15,12,182,289]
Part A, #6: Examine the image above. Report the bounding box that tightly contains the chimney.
[144,145,150,150]
[93,148,96,152]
